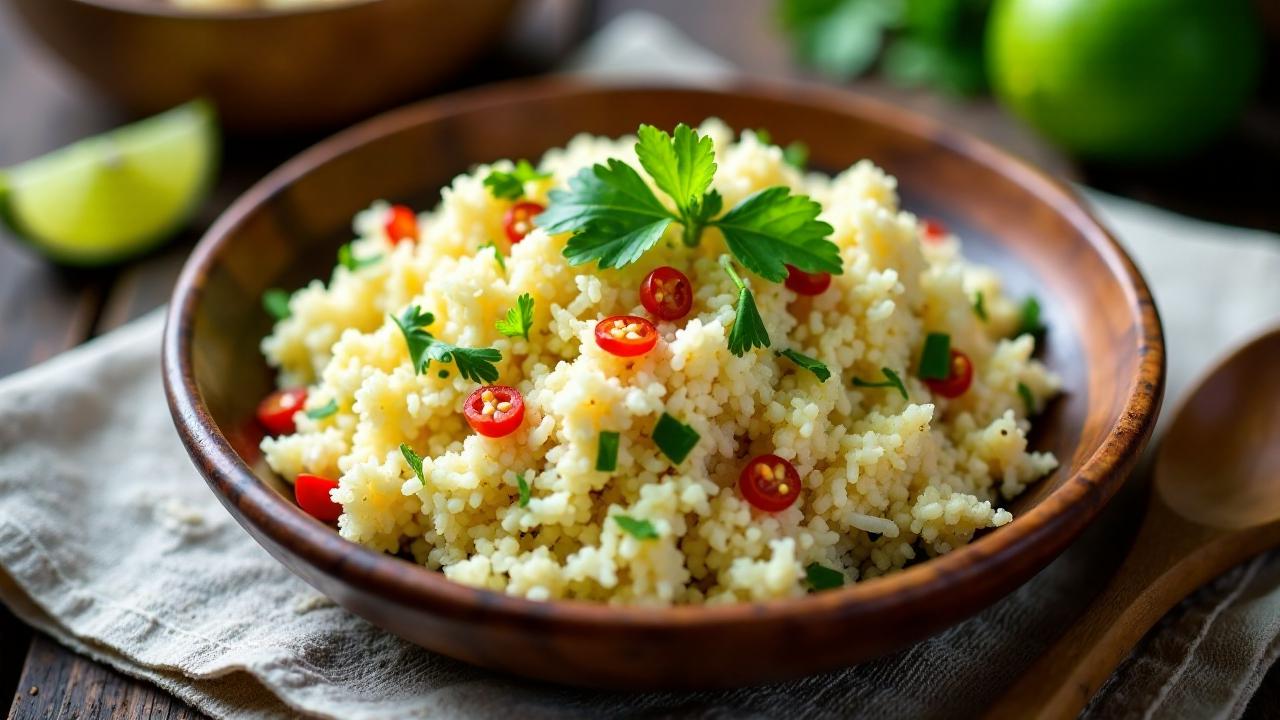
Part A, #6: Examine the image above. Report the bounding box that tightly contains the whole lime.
[987,0,1263,162]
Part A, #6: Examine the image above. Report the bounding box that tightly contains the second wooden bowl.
[162,79,1165,689]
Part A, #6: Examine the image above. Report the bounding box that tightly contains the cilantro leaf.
[516,472,531,507]
[538,160,676,270]
[721,256,771,356]
[852,367,909,400]
[805,562,844,591]
[778,348,831,382]
[306,399,338,420]
[263,288,291,321]
[635,123,717,209]
[338,243,382,271]
[495,293,535,341]
[711,187,841,282]
[483,159,551,200]
[392,305,501,382]
[400,443,425,482]
[613,514,659,540]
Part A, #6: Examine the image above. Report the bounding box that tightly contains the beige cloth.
[3,12,1280,719]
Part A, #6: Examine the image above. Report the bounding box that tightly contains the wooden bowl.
[162,79,1165,689]
[8,0,517,133]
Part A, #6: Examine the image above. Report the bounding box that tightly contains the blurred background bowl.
[7,0,519,134]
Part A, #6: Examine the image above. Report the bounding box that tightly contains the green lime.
[0,100,218,265]
[987,0,1262,162]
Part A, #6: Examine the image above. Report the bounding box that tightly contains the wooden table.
[2,1,1277,717]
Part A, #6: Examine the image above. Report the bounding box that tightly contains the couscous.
[257,121,1061,605]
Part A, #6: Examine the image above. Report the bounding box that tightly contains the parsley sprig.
[721,256,770,357]
[483,160,551,200]
[777,348,831,382]
[495,293,535,341]
[538,123,841,284]
[392,305,502,383]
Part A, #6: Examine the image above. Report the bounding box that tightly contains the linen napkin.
[3,12,1280,720]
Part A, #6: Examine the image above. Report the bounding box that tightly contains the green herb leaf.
[635,123,717,210]
[400,443,424,483]
[495,293,535,341]
[1017,381,1036,416]
[782,141,810,170]
[263,288,291,321]
[711,187,840,282]
[778,348,831,382]
[778,0,901,81]
[653,412,700,465]
[721,257,771,356]
[613,514,659,540]
[1017,296,1044,338]
[918,332,952,380]
[393,305,501,382]
[305,399,338,420]
[481,241,506,271]
[438,369,450,379]
[805,562,844,591]
[973,290,988,322]
[852,367,908,400]
[483,159,551,200]
[338,243,382,271]
[538,159,676,270]
[516,472,531,508]
[596,431,620,472]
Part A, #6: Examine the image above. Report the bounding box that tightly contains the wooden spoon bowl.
[161,79,1165,689]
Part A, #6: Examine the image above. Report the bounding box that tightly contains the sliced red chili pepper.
[640,266,693,321]
[385,204,419,244]
[784,265,831,296]
[257,388,307,436]
[924,349,974,398]
[464,385,525,438]
[922,218,948,243]
[739,454,801,512]
[295,473,342,523]
[503,201,544,244]
[594,315,658,357]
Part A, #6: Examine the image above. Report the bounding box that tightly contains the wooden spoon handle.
[986,497,1266,720]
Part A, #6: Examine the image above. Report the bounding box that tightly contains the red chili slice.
[922,218,948,243]
[256,388,307,436]
[385,204,419,244]
[640,266,693,321]
[784,265,831,296]
[739,454,801,512]
[464,385,526,438]
[503,201,545,244]
[594,315,658,357]
[295,473,342,523]
[924,349,974,398]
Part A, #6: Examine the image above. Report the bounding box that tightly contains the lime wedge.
[0,100,218,266]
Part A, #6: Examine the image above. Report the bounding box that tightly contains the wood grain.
[162,79,1164,690]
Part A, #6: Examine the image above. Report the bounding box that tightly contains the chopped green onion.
[652,412,700,465]
[516,472,531,508]
[918,332,952,380]
[400,443,424,482]
[1017,296,1044,338]
[262,288,290,321]
[1017,382,1036,416]
[777,348,831,382]
[305,399,338,420]
[852,367,908,400]
[805,562,844,591]
[613,515,658,540]
[596,431,620,472]
[973,290,988,322]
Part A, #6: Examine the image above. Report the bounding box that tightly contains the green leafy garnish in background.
[777,0,992,96]
[1017,295,1045,338]
[337,243,381,272]
[1017,381,1036,416]
[483,160,551,201]
[972,290,988,321]
[262,288,291,321]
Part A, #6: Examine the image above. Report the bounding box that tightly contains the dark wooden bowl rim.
[162,77,1165,634]
[75,0,377,20]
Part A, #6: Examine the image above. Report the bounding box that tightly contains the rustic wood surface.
[1,0,1277,716]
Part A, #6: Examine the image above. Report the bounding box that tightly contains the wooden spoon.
[988,327,1280,720]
